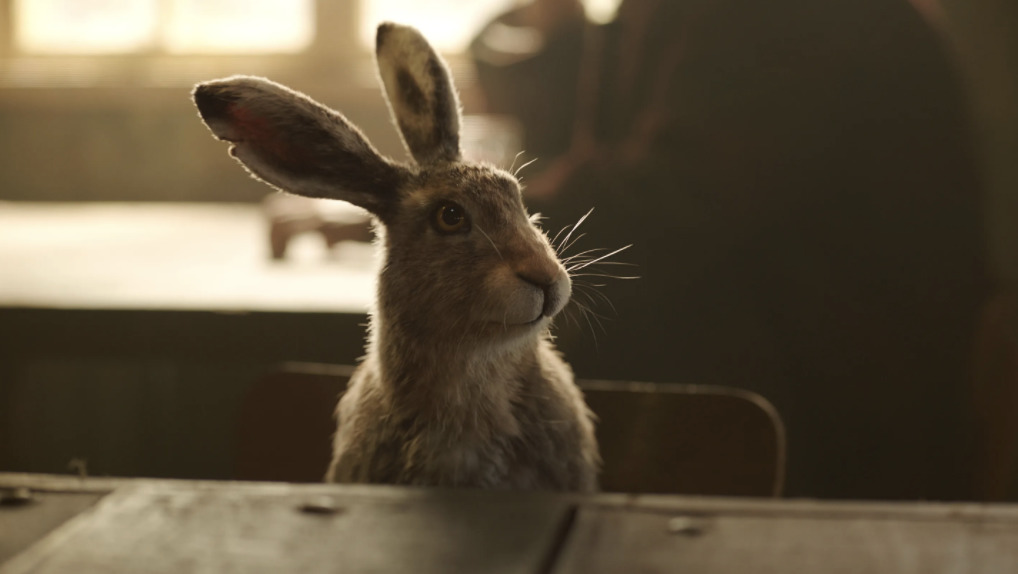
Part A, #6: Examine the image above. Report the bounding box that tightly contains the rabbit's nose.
[516,269,555,289]
[516,270,570,318]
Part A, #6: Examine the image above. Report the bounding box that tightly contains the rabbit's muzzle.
[500,271,569,327]
[510,240,571,322]
[517,270,570,320]
[478,244,571,328]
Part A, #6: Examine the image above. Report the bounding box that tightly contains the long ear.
[192,76,407,219]
[375,23,462,166]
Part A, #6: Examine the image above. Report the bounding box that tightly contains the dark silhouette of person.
[474,0,990,500]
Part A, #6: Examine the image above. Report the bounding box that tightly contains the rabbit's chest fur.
[327,340,599,491]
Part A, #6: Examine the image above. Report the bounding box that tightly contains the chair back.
[236,364,785,496]
[581,380,784,496]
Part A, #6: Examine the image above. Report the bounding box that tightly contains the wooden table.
[3,473,1018,573]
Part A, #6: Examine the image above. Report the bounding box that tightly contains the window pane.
[360,0,517,53]
[14,0,158,54]
[583,0,622,24]
[163,0,314,54]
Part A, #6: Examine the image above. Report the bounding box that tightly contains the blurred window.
[13,0,314,54]
[359,0,516,53]
[360,0,624,52]
[13,1,622,57]
[583,0,621,24]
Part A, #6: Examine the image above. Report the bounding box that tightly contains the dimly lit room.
[2,0,1018,570]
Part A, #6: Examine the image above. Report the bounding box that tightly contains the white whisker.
[508,150,526,174]
[570,272,640,281]
[571,298,606,341]
[561,247,611,263]
[513,157,539,178]
[556,208,594,255]
[575,283,618,314]
[547,208,636,343]
[559,233,589,257]
[475,224,504,261]
[550,223,572,248]
[568,244,632,272]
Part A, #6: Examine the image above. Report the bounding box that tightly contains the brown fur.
[192,23,599,491]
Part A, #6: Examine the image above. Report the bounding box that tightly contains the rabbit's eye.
[433,202,469,234]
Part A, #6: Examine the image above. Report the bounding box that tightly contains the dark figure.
[476,0,990,500]
[470,0,588,163]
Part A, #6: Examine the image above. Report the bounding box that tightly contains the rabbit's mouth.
[479,302,550,333]
[485,312,545,330]
[479,316,548,339]
[520,312,549,328]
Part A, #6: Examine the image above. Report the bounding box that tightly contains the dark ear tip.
[192,83,233,122]
[376,22,396,50]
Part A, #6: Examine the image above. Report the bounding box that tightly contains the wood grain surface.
[0,478,571,574]
[555,497,1018,574]
[4,474,1018,573]
[0,491,105,564]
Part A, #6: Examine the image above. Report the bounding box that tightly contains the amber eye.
[433,202,469,234]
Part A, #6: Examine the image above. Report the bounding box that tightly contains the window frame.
[1,0,360,57]
[0,1,371,92]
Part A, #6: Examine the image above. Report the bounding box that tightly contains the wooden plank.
[0,474,125,495]
[0,491,106,564]
[10,474,1018,574]
[554,502,1018,574]
[0,481,572,574]
[592,492,1018,522]
[8,473,1017,523]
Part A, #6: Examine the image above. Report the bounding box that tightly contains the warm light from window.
[360,0,517,53]
[13,0,314,54]
[14,0,159,54]
[583,0,622,24]
[164,0,314,54]
[360,0,625,53]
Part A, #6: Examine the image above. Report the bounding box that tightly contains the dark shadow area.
[471,0,998,500]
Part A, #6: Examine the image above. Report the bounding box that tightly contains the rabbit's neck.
[368,314,546,412]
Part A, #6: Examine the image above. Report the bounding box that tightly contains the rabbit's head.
[192,23,569,347]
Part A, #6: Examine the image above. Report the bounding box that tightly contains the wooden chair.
[236,363,785,497]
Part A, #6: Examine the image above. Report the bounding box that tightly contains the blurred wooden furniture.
[236,364,785,497]
[972,293,1018,500]
[0,202,375,478]
[5,472,1018,573]
[0,201,375,312]
[0,201,373,380]
[582,379,784,496]
[262,194,373,260]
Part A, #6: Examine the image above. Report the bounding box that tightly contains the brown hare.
[192,23,599,491]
